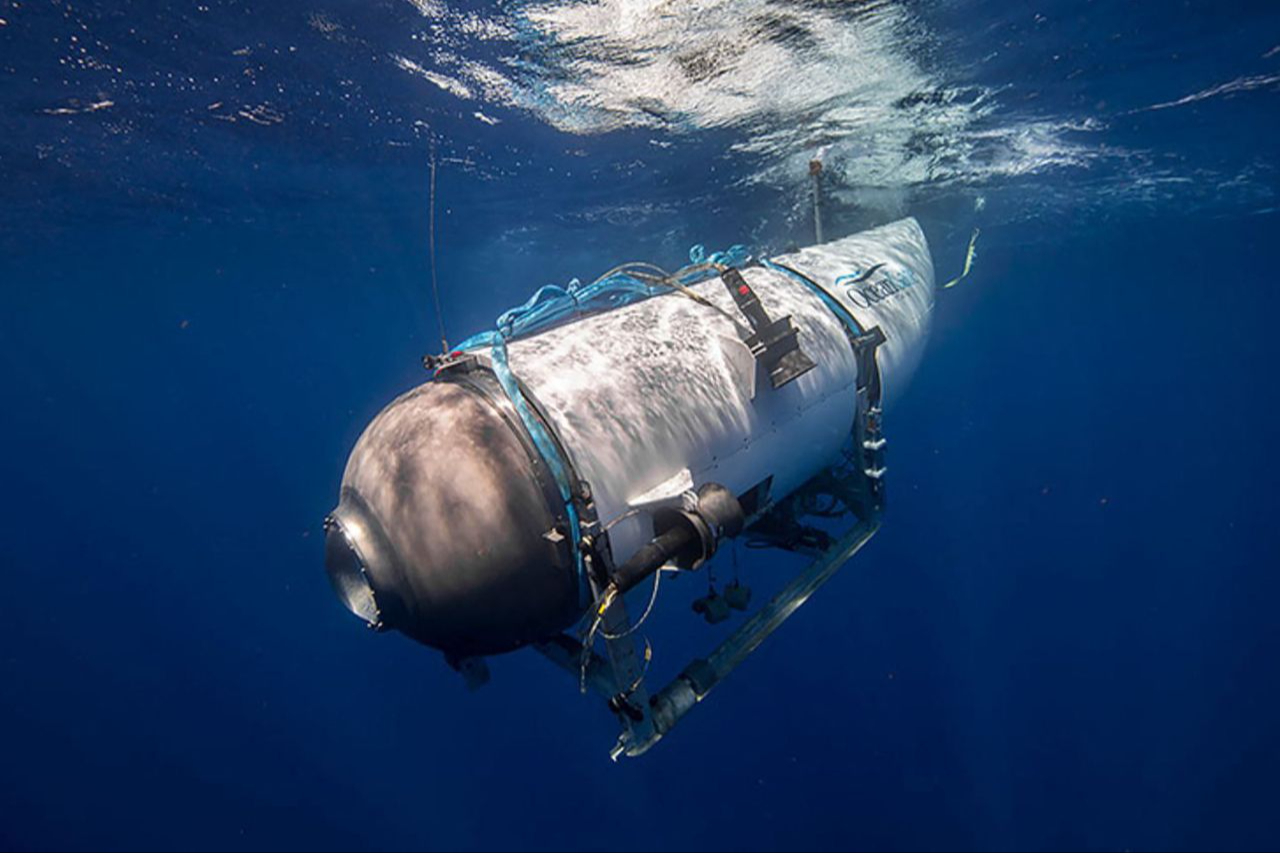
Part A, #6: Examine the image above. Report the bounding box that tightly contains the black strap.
[851,326,886,408]
[719,267,817,389]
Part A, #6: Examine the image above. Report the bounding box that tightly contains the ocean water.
[3,1,1279,850]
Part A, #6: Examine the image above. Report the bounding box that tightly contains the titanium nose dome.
[325,379,582,656]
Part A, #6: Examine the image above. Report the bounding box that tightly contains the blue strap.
[465,330,589,604]
[457,275,660,352]
[449,243,753,605]
[762,258,864,338]
[458,244,750,353]
[689,243,750,268]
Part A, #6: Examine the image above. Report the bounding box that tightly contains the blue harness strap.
[463,330,590,604]
[761,258,864,338]
[451,244,753,606]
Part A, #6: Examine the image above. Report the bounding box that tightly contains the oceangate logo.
[837,266,917,309]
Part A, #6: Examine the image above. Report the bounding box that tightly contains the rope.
[454,244,753,353]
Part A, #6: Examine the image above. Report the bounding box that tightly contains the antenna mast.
[429,146,449,355]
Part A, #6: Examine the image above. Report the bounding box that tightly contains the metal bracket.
[626,512,881,757]
[596,594,657,758]
[533,634,615,699]
[619,350,887,756]
[720,267,817,389]
[539,390,887,758]
[532,592,657,759]
[533,310,891,759]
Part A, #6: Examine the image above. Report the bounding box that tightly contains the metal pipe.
[633,514,881,756]
[612,526,695,594]
[809,159,825,245]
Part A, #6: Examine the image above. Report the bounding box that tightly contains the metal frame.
[535,370,886,758]
[535,500,881,759]
[530,265,893,759]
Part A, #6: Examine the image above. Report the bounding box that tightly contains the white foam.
[393,55,474,100]
[1129,73,1280,114]
[385,0,1270,222]
[387,0,1120,201]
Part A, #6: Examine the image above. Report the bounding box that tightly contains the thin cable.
[590,261,673,285]
[577,565,674,691]
[428,148,449,354]
[623,637,653,695]
[601,568,674,640]
[594,259,747,332]
[578,586,615,693]
[628,269,750,335]
[600,507,642,534]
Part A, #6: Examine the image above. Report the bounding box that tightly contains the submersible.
[325,218,935,756]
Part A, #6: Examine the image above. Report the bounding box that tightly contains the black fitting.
[610,483,745,595]
[692,482,746,542]
[611,526,694,595]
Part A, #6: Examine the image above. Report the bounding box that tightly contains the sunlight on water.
[389,0,1278,223]
[394,2,1109,195]
[2,0,1275,234]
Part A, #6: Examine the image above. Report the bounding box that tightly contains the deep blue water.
[3,1,1280,850]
